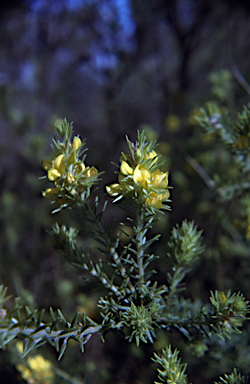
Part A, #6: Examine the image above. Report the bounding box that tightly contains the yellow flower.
[16,341,23,353]
[146,192,162,209]
[28,355,53,372]
[106,138,170,209]
[66,172,75,184]
[136,149,141,158]
[106,183,125,196]
[151,170,169,189]
[48,168,61,181]
[67,137,81,164]
[75,162,86,174]
[52,154,65,174]
[44,154,66,181]
[145,150,158,165]
[120,161,133,175]
[146,190,170,209]
[42,187,60,200]
[16,365,34,383]
[86,166,98,178]
[41,159,52,171]
[73,136,81,149]
[218,292,226,304]
[133,165,151,189]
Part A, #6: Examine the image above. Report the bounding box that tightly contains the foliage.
[152,346,188,384]
[1,119,250,383]
[196,102,250,201]
[215,369,249,384]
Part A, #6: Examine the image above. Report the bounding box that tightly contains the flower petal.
[133,165,151,183]
[48,168,61,181]
[152,170,169,189]
[52,154,65,173]
[42,187,60,200]
[66,172,75,184]
[120,161,133,176]
[106,183,124,196]
[41,160,52,171]
[73,136,81,149]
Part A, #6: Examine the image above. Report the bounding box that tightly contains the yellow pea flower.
[147,150,157,160]
[52,154,65,174]
[28,355,53,371]
[41,159,52,171]
[151,170,169,189]
[42,187,60,200]
[75,162,86,174]
[146,192,162,209]
[146,190,170,209]
[218,292,226,303]
[86,166,98,178]
[120,161,133,176]
[144,150,158,166]
[73,136,81,149]
[106,183,125,196]
[136,148,141,158]
[67,138,81,164]
[48,168,61,181]
[133,165,151,189]
[161,191,170,201]
[66,172,75,184]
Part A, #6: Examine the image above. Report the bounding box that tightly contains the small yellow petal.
[145,150,158,166]
[41,159,52,171]
[86,166,98,178]
[152,170,169,189]
[48,168,61,181]
[219,292,226,303]
[73,136,81,149]
[106,183,124,196]
[146,192,162,209]
[136,149,141,158]
[66,172,75,184]
[120,161,133,175]
[161,191,170,201]
[67,151,76,164]
[52,154,65,173]
[75,163,86,174]
[147,150,157,159]
[42,187,60,200]
[133,165,151,187]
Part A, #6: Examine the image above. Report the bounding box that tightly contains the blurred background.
[1,0,250,383]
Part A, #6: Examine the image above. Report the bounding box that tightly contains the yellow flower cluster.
[42,135,98,205]
[16,354,54,384]
[106,149,170,209]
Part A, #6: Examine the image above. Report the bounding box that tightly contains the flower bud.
[66,172,75,184]
[73,136,81,149]
[86,166,98,178]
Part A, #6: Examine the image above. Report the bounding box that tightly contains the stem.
[0,323,102,343]
[80,200,136,295]
[159,317,210,327]
[136,205,146,293]
[166,266,186,308]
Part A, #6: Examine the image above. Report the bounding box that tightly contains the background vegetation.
[1,0,250,383]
